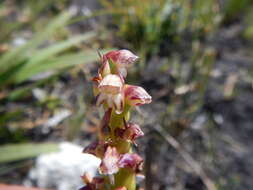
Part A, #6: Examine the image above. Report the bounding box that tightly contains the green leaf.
[0,11,71,72]
[13,51,98,82]
[0,143,59,163]
[13,49,114,83]
[25,32,96,67]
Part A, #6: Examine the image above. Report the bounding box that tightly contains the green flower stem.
[114,168,136,190]
[109,104,136,190]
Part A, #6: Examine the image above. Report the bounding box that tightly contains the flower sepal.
[115,122,144,145]
[124,85,152,106]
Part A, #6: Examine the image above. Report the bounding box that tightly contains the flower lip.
[98,74,123,94]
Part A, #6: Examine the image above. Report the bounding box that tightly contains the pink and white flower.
[100,146,120,175]
[115,123,144,144]
[96,74,124,114]
[103,49,139,78]
[124,85,152,106]
[118,153,143,173]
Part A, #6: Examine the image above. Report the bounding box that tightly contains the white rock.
[24,142,101,190]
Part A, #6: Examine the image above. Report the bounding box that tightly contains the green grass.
[0,1,108,144]
[100,0,221,60]
[0,143,59,163]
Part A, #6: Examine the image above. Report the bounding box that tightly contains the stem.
[114,168,136,190]
[109,105,136,190]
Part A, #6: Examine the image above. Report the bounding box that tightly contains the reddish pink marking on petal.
[124,85,152,106]
[104,50,138,67]
[104,50,120,63]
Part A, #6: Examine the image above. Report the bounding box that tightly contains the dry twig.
[154,125,217,190]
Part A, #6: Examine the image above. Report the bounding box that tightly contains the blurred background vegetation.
[0,0,253,190]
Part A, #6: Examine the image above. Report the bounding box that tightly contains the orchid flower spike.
[83,49,152,190]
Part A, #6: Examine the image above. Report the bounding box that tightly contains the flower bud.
[124,85,152,106]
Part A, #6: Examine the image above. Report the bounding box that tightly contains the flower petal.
[118,153,143,172]
[100,146,120,175]
[95,93,107,106]
[100,108,112,136]
[118,67,127,78]
[104,49,139,68]
[124,123,144,142]
[83,141,99,156]
[99,60,111,77]
[83,141,109,158]
[112,93,124,114]
[99,74,123,94]
[124,85,152,106]
[115,123,144,143]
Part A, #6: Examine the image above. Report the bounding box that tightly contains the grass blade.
[0,143,59,163]
[25,32,96,67]
[0,11,71,72]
